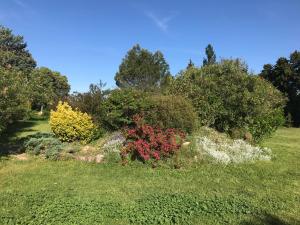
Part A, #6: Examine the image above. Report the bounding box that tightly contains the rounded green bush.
[168,60,286,142]
[145,95,198,133]
[102,88,149,130]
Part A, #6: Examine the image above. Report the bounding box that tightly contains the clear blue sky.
[1,0,299,92]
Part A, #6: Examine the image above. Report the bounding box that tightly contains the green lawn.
[0,127,299,224]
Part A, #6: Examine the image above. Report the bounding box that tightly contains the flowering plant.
[121,115,186,162]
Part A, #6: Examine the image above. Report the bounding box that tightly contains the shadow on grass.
[0,120,40,157]
[240,213,299,225]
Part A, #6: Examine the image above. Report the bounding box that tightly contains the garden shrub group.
[24,133,63,160]
[168,60,286,142]
[50,101,96,143]
[102,88,149,130]
[144,95,198,133]
[102,88,197,133]
[121,115,186,163]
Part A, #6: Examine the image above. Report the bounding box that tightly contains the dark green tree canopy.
[260,50,300,126]
[114,44,171,90]
[0,25,36,72]
[203,44,216,66]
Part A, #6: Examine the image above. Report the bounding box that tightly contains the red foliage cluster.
[121,115,186,162]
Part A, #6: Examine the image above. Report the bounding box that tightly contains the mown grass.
[0,127,299,224]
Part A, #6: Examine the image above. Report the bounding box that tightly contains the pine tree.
[203,44,216,66]
[186,59,194,69]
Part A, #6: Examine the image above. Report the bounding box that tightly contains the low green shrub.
[24,133,63,160]
[145,95,198,133]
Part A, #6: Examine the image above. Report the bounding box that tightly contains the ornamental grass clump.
[121,115,186,163]
[50,101,96,144]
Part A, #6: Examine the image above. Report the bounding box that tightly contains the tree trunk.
[40,105,44,115]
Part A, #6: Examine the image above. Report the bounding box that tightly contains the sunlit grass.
[0,127,299,224]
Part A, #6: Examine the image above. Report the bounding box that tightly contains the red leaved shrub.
[121,115,186,162]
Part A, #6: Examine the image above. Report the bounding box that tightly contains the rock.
[12,153,28,161]
[75,154,104,163]
[95,154,104,163]
[81,145,96,153]
[182,142,191,147]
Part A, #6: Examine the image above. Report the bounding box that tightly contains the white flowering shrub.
[194,127,272,164]
[102,132,125,153]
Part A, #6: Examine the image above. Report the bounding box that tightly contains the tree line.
[1,24,299,137]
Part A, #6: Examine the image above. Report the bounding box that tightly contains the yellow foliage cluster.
[50,101,95,144]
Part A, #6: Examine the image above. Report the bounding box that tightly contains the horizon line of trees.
[1,24,299,137]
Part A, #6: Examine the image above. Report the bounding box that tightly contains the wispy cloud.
[13,0,27,8]
[146,11,178,32]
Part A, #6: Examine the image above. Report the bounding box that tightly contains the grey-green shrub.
[24,133,63,160]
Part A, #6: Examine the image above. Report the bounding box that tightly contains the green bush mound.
[168,60,286,142]
[145,95,198,133]
[102,89,198,133]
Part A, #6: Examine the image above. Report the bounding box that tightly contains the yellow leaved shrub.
[50,101,95,143]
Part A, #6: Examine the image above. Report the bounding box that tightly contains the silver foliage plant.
[195,136,272,164]
[102,132,125,153]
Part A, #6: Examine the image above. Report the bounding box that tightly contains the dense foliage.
[101,89,197,133]
[30,67,70,112]
[0,25,70,135]
[122,115,185,163]
[50,101,95,143]
[260,50,300,126]
[115,44,171,90]
[68,81,107,125]
[145,95,198,133]
[102,88,149,130]
[168,60,286,142]
[202,44,216,66]
[0,25,36,72]
[24,133,63,160]
[0,68,28,134]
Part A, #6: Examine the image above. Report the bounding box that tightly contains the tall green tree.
[0,25,36,72]
[30,67,70,113]
[203,44,216,66]
[260,50,300,126]
[0,68,28,134]
[114,44,171,90]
